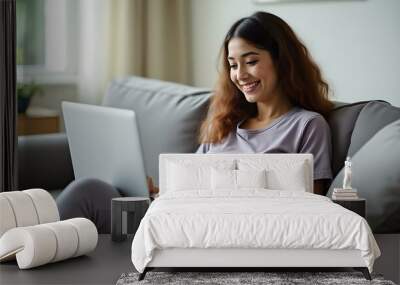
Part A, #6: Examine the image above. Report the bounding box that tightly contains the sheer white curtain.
[78,0,190,104]
[78,0,111,104]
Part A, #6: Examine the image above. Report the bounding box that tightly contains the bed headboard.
[159,154,313,194]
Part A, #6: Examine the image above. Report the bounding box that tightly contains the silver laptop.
[62,101,149,197]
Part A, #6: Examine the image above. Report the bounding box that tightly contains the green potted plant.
[17,82,43,114]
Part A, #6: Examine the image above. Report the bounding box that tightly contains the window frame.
[17,0,79,85]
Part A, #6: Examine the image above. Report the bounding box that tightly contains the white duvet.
[131,190,380,273]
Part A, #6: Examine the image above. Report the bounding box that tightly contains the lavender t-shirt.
[197,107,332,180]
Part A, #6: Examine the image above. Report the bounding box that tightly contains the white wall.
[190,0,400,106]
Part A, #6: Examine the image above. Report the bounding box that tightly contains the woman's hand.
[146,176,159,194]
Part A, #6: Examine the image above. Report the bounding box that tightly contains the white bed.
[131,154,380,280]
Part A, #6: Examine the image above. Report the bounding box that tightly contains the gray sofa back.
[102,77,211,184]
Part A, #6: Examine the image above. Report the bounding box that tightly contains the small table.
[332,198,366,218]
[111,197,150,242]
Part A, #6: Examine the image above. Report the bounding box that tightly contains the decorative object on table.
[116,271,394,285]
[332,156,359,200]
[0,189,98,269]
[332,188,359,200]
[332,198,366,218]
[343,156,353,190]
[111,197,150,242]
[17,82,43,114]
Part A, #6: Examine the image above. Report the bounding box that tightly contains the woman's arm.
[299,116,333,190]
[147,176,159,194]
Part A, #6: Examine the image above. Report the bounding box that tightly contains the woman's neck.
[240,94,293,130]
[255,94,293,122]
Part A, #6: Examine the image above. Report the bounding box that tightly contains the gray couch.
[18,76,400,234]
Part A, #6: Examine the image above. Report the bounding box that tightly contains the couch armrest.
[18,133,74,191]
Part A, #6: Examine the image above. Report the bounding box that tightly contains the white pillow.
[166,160,235,192]
[238,159,309,192]
[237,169,267,189]
[211,168,267,190]
[211,168,236,190]
[167,162,209,191]
[266,162,307,191]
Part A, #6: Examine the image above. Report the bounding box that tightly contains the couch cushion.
[327,119,400,233]
[102,76,211,185]
[347,101,400,157]
[327,101,368,177]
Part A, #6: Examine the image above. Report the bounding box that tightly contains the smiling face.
[227,37,280,103]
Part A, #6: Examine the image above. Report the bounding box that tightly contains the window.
[16,0,45,66]
[16,0,79,84]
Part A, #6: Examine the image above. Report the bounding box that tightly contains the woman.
[57,11,333,233]
[196,11,333,195]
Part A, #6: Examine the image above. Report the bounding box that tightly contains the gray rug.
[116,271,396,285]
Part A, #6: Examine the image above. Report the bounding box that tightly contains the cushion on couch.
[327,101,368,177]
[102,76,211,185]
[347,101,400,157]
[327,119,400,233]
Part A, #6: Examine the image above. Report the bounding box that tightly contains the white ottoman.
[0,189,98,269]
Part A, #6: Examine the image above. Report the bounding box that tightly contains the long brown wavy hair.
[199,11,333,144]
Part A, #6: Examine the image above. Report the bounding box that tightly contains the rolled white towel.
[0,218,98,269]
